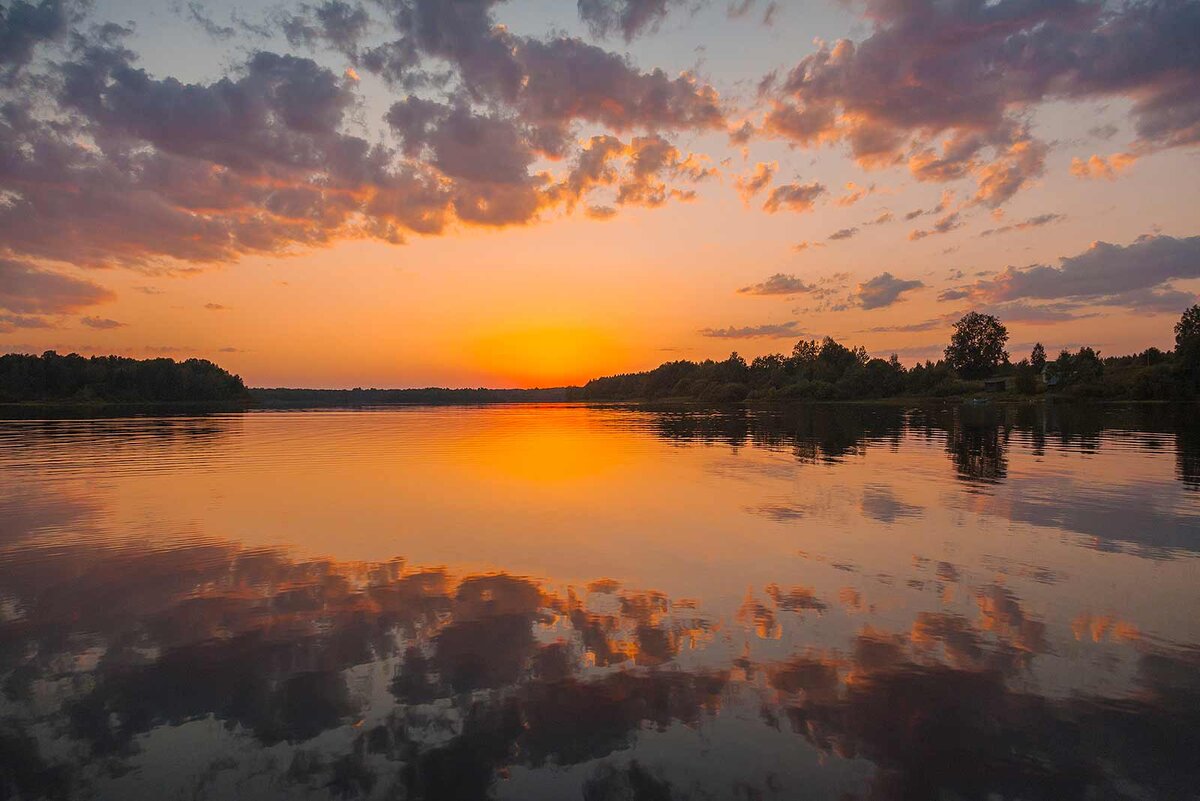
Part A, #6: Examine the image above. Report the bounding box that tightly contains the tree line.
[567,306,1200,402]
[0,351,251,404]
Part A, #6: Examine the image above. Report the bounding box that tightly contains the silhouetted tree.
[568,316,1197,402]
[0,352,250,403]
[1175,305,1200,348]
[945,312,1009,379]
[1030,343,1047,372]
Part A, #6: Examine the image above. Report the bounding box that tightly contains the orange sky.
[1,0,1198,387]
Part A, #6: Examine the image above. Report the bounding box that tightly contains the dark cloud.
[699,321,807,338]
[368,2,725,134]
[854,272,925,309]
[965,234,1200,311]
[828,227,858,241]
[736,273,813,296]
[909,212,963,241]
[387,99,535,184]
[577,0,682,41]
[758,0,1200,204]
[185,2,236,41]
[0,0,727,271]
[978,300,1097,324]
[980,213,1066,237]
[762,180,826,213]
[280,1,370,55]
[204,303,228,311]
[0,0,74,78]
[80,316,125,329]
[0,312,54,332]
[0,44,447,267]
[0,259,114,314]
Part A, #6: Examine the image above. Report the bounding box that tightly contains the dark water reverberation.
[1,402,1198,800]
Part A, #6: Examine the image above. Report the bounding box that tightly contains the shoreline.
[1,394,1194,413]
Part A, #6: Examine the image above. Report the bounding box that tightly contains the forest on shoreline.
[0,352,566,406]
[4,307,1198,406]
[0,352,251,404]
[568,307,1200,403]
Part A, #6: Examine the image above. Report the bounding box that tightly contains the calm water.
[1,402,1199,800]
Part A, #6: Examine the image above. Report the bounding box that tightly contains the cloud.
[853,272,925,310]
[185,2,236,40]
[834,181,873,207]
[699,321,807,338]
[793,240,826,252]
[861,316,952,334]
[0,259,114,314]
[975,300,1097,324]
[547,133,716,214]
[1070,153,1137,180]
[762,180,826,214]
[828,227,858,241]
[80,316,125,329]
[0,0,74,78]
[980,213,1066,237]
[204,303,229,311]
[0,0,728,271]
[728,0,777,25]
[909,212,963,241]
[733,161,776,203]
[756,0,1200,205]
[279,1,370,55]
[0,312,54,333]
[577,0,683,41]
[584,204,617,220]
[964,234,1200,311]
[736,273,814,296]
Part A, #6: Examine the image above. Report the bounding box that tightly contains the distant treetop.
[0,351,251,404]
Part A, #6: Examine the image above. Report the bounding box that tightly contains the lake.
[1,402,1198,800]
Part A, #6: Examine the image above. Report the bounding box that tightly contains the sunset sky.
[1,0,1198,388]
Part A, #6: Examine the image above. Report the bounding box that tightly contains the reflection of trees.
[948,414,1010,484]
[643,403,907,464]
[635,401,1200,492]
[0,414,241,483]
[1174,411,1200,490]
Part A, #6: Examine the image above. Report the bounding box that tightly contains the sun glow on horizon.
[467,324,631,388]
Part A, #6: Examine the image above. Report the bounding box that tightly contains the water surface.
[1,402,1198,800]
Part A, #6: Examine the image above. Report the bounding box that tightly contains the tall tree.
[1175,305,1200,348]
[1030,342,1047,372]
[945,312,1009,378]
